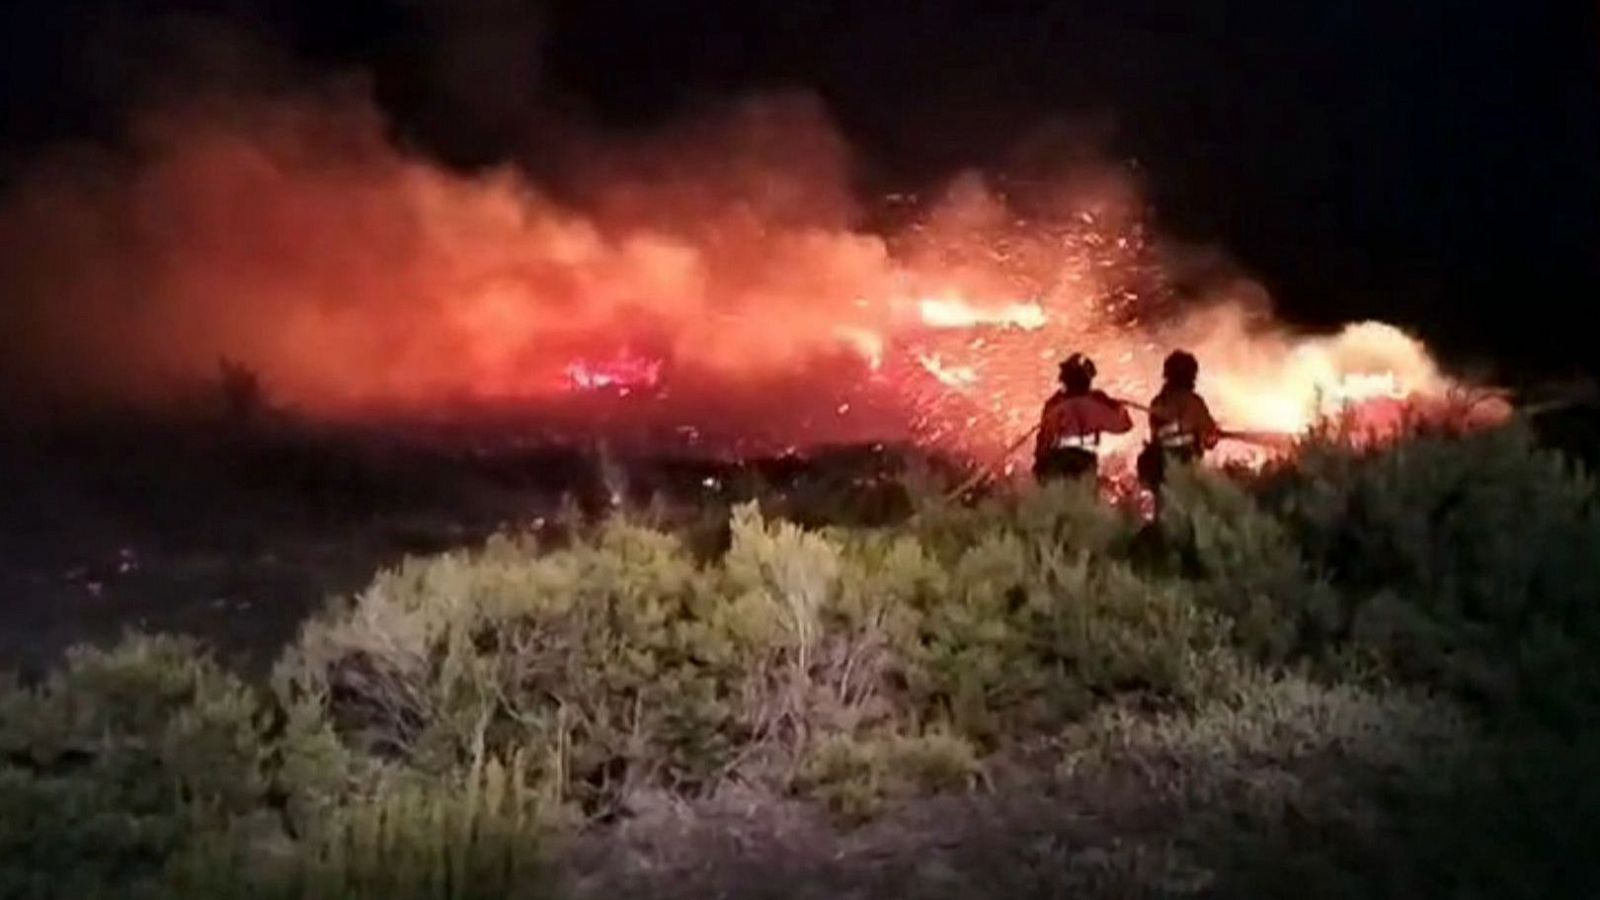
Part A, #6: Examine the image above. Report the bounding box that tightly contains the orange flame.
[0,87,1502,462]
[916,296,1048,330]
[564,353,663,392]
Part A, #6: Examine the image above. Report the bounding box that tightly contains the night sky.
[4,0,1597,380]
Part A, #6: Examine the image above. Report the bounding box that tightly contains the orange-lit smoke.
[0,85,1499,459]
[0,91,898,413]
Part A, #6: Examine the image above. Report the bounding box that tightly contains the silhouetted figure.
[1033,353,1133,482]
[1137,350,1221,495]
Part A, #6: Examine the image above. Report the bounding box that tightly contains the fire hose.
[939,382,1597,501]
[942,397,1288,500]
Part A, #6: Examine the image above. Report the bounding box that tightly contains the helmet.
[1162,350,1198,387]
[1059,353,1096,391]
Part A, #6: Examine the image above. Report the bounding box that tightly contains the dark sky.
[3,0,1597,379]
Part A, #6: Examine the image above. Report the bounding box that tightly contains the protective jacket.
[1146,388,1221,461]
[1033,391,1133,480]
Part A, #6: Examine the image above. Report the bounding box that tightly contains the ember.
[0,88,1506,466]
[564,353,664,393]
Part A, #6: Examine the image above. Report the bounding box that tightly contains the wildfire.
[882,297,1495,473]
[0,86,1507,465]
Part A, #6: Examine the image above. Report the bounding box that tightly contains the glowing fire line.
[917,297,1048,330]
[0,87,1506,464]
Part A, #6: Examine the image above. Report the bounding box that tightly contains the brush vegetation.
[2,423,1598,897]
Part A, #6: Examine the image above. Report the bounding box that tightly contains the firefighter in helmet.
[1033,353,1134,482]
[1137,349,1221,492]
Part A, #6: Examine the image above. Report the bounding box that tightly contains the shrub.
[906,534,1234,742]
[12,423,1600,895]
[281,494,1240,819]
[1154,467,1338,664]
[281,519,756,815]
[1263,425,1600,729]
[907,478,1137,567]
[171,755,551,900]
[0,635,372,898]
[0,635,277,898]
[1061,670,1471,810]
[1203,719,1600,900]
[1189,426,1600,898]
[792,731,980,822]
[1061,670,1481,900]
[282,505,940,810]
[0,634,554,899]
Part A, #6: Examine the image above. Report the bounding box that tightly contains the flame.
[0,86,1504,465]
[890,300,1487,473]
[564,352,663,392]
[917,296,1048,330]
[1192,317,1448,440]
[915,354,980,389]
[835,326,886,371]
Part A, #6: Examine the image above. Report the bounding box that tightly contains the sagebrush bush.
[282,520,747,814]
[908,478,1137,566]
[1155,467,1338,664]
[907,534,1233,742]
[1061,669,1471,809]
[0,635,277,899]
[1263,425,1600,729]
[170,755,551,900]
[0,635,552,900]
[1199,710,1600,900]
[792,730,980,822]
[281,492,1237,819]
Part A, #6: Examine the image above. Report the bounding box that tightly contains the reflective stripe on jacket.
[1155,420,1193,449]
[1036,391,1133,459]
[1147,389,1220,454]
[1054,431,1101,450]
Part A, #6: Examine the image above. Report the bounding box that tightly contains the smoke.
[0,75,1131,411]
[0,86,892,410]
[0,23,1478,453]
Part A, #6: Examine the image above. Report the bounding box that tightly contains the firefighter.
[1137,349,1222,493]
[1033,353,1134,482]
